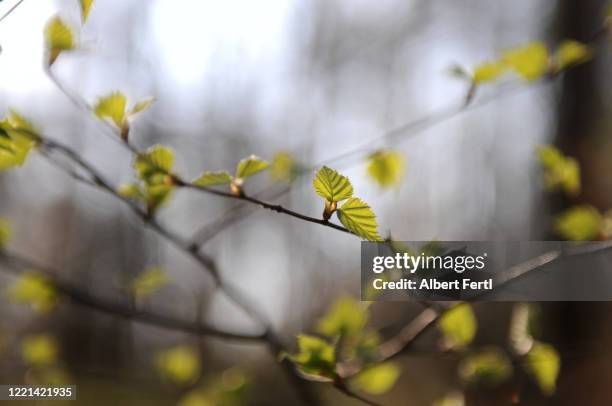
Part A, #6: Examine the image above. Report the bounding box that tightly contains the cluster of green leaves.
[6,271,59,313]
[156,345,202,386]
[93,92,155,140]
[465,40,592,85]
[366,150,406,189]
[313,167,382,241]
[287,296,400,396]
[178,368,250,406]
[436,303,560,401]
[193,155,270,196]
[537,145,612,240]
[120,145,177,215]
[0,111,39,171]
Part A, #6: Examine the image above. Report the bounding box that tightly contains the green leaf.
[118,183,144,200]
[129,97,156,116]
[473,61,506,84]
[45,16,75,65]
[156,346,201,385]
[144,183,174,213]
[80,0,94,22]
[21,334,58,367]
[459,347,513,387]
[555,205,602,241]
[367,150,406,188]
[288,335,336,378]
[134,144,175,182]
[502,42,549,81]
[337,198,382,241]
[7,271,59,313]
[317,296,368,339]
[131,267,168,300]
[193,171,233,187]
[0,218,10,249]
[0,112,38,171]
[523,342,560,395]
[235,155,270,179]
[94,92,127,128]
[554,40,592,71]
[352,362,400,395]
[537,145,580,196]
[313,166,353,202]
[270,151,298,182]
[438,303,477,349]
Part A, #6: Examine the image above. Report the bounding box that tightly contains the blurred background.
[1,0,612,404]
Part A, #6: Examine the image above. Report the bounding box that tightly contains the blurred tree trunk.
[553,1,612,405]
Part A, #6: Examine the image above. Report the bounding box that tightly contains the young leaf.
[134,144,175,182]
[438,303,477,349]
[45,16,75,66]
[131,267,168,300]
[0,218,11,249]
[313,166,353,203]
[459,347,513,387]
[288,335,336,378]
[523,342,560,395]
[337,198,382,241]
[119,183,144,200]
[0,112,39,171]
[555,205,602,241]
[94,92,127,128]
[367,150,406,188]
[352,362,400,395]
[144,183,174,213]
[21,334,58,367]
[193,171,233,187]
[270,151,298,182]
[7,272,59,313]
[502,42,549,81]
[129,97,156,116]
[554,40,592,71]
[317,296,368,339]
[156,346,201,385]
[235,155,270,179]
[537,145,580,196]
[472,61,506,84]
[80,0,95,22]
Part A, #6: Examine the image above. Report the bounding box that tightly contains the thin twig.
[0,0,27,25]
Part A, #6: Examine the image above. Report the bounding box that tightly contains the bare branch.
[0,250,265,342]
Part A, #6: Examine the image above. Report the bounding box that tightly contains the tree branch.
[0,250,265,342]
